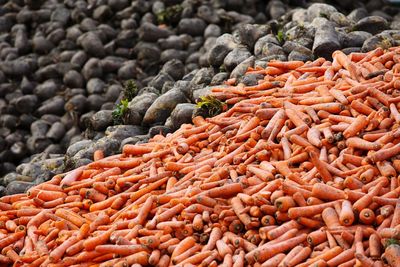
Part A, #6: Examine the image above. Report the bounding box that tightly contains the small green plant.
[112,99,129,125]
[112,80,137,125]
[385,238,400,249]
[156,4,183,25]
[195,95,226,118]
[123,80,138,101]
[276,30,285,44]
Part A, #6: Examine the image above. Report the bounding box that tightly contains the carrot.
[27,188,67,201]
[366,143,400,163]
[267,221,301,243]
[60,167,85,188]
[278,245,304,267]
[274,196,296,212]
[286,246,312,267]
[322,208,341,229]
[311,183,346,201]
[122,145,153,156]
[307,148,333,182]
[88,158,142,169]
[93,150,104,161]
[116,251,149,266]
[353,181,384,213]
[245,233,307,264]
[55,208,86,227]
[369,233,381,260]
[260,253,286,267]
[326,247,355,267]
[288,201,338,219]
[83,226,117,251]
[359,208,376,225]
[268,60,304,70]
[343,115,368,138]
[95,244,147,255]
[382,244,400,267]
[171,236,196,262]
[339,200,354,226]
[216,239,233,258]
[231,197,253,228]
[49,235,80,263]
[0,230,25,250]
[390,199,400,228]
[207,183,243,198]
[200,227,221,252]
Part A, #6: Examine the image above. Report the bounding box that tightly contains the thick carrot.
[288,201,338,219]
[55,208,86,227]
[60,167,85,188]
[359,208,375,225]
[122,144,154,156]
[171,245,200,264]
[353,181,384,213]
[382,244,400,267]
[369,233,381,260]
[245,233,307,264]
[171,236,196,262]
[93,150,104,161]
[260,253,286,267]
[49,235,80,263]
[286,246,312,267]
[312,183,346,201]
[366,143,400,163]
[326,247,355,267]
[83,226,117,251]
[390,199,400,228]
[339,200,354,226]
[0,231,25,250]
[307,148,333,182]
[278,245,304,267]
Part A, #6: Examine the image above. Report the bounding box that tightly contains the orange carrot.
[359,208,376,225]
[288,201,338,219]
[245,233,307,264]
[311,183,346,201]
[83,226,117,251]
[339,200,354,226]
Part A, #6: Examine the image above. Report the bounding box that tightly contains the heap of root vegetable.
[2,47,400,267]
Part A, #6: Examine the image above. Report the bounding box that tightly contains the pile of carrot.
[2,46,400,266]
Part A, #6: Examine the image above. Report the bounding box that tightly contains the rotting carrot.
[382,244,400,267]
